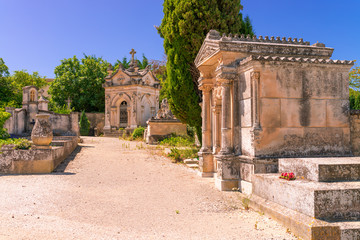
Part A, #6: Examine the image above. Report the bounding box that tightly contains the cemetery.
[0,1,359,239]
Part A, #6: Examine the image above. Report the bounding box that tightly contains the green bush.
[0,108,11,139]
[0,138,31,150]
[167,147,199,163]
[79,111,90,136]
[131,127,145,140]
[350,88,360,110]
[159,134,194,147]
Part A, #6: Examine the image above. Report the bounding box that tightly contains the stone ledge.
[252,174,360,221]
[0,136,78,174]
[279,157,360,182]
[238,193,341,240]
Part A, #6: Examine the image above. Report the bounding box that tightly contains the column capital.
[199,83,213,92]
[251,71,260,81]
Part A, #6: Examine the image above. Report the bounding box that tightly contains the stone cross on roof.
[130,48,136,65]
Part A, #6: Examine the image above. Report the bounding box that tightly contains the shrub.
[0,138,31,150]
[167,147,199,163]
[79,111,90,136]
[131,127,145,140]
[159,134,194,147]
[0,108,11,139]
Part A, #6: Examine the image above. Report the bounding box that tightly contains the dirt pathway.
[0,137,298,240]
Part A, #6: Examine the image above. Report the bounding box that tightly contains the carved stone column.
[219,80,233,155]
[212,106,221,154]
[198,83,214,177]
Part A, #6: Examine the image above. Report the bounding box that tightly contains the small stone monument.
[31,114,53,149]
[145,99,187,144]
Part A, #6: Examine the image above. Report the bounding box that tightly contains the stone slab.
[279,157,360,182]
[252,174,360,221]
[238,192,357,240]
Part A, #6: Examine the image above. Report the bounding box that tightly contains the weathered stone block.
[260,98,281,128]
[326,99,350,128]
[279,157,360,182]
[252,174,360,221]
[254,128,304,157]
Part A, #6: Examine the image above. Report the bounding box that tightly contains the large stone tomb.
[195,30,359,239]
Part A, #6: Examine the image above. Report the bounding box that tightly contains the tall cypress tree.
[158,0,254,140]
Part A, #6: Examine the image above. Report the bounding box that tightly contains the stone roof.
[240,55,355,66]
[194,30,345,67]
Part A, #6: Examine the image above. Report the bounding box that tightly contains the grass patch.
[159,134,194,147]
[0,138,32,150]
[167,147,199,163]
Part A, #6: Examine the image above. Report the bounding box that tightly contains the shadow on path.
[53,145,86,173]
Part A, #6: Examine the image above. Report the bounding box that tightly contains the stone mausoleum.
[195,30,354,189]
[196,30,360,239]
[103,49,160,136]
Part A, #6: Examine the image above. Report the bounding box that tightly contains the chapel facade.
[103,49,160,136]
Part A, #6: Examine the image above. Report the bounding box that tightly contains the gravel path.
[0,137,298,240]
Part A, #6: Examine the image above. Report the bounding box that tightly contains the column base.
[215,178,239,191]
[198,151,214,175]
[197,171,214,178]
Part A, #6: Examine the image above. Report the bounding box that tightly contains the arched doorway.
[119,101,128,128]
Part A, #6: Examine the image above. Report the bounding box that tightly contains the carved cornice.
[240,55,355,66]
[194,30,340,67]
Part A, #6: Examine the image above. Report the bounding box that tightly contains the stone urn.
[31,114,53,149]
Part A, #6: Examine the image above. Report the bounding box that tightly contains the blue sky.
[0,0,359,78]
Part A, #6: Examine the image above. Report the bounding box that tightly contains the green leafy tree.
[158,0,254,139]
[10,70,47,106]
[149,58,167,103]
[0,58,14,106]
[79,111,91,136]
[49,55,108,112]
[350,64,360,90]
[0,59,47,107]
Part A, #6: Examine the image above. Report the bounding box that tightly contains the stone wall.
[4,108,79,136]
[0,136,78,174]
[79,112,105,136]
[350,110,360,156]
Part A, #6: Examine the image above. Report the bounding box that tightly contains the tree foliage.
[49,55,108,112]
[350,64,360,90]
[113,54,149,72]
[159,0,254,139]
[149,58,167,103]
[79,111,90,136]
[0,58,47,107]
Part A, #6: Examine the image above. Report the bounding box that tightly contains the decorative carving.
[199,84,212,92]
[251,71,261,129]
[154,99,175,120]
[239,55,355,66]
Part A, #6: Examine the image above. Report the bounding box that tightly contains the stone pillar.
[251,71,261,129]
[198,84,214,177]
[212,106,221,154]
[219,80,233,155]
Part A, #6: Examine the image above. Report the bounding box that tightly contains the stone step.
[252,174,360,221]
[339,222,360,240]
[186,163,199,168]
[184,158,199,164]
[241,192,360,240]
[279,157,360,182]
